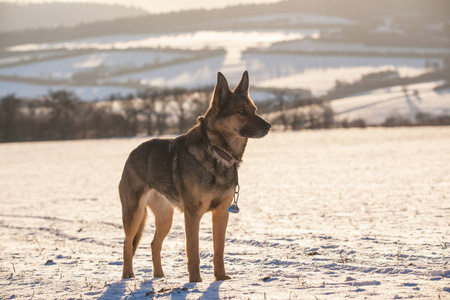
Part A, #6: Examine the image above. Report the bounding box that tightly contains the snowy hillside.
[0,50,193,80]
[331,81,450,125]
[1,0,448,101]
[0,127,449,299]
[263,39,450,56]
[244,53,432,95]
[0,41,439,100]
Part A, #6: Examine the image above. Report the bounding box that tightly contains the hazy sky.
[1,0,282,13]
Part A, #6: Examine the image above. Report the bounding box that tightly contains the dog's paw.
[189,275,203,283]
[215,275,231,281]
[153,272,165,278]
[122,272,135,279]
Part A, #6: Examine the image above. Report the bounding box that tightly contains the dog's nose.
[265,123,271,132]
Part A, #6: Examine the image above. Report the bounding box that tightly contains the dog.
[119,71,271,282]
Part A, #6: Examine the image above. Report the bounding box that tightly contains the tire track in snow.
[0,213,123,229]
[0,221,113,247]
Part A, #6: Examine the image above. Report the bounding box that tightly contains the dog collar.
[212,146,234,163]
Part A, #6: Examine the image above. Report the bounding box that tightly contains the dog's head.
[205,71,271,139]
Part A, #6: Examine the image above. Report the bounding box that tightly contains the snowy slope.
[234,13,358,25]
[0,52,433,99]
[0,127,449,299]
[245,53,431,95]
[0,51,62,66]
[8,31,308,52]
[1,28,441,100]
[0,51,192,79]
[331,81,450,124]
[103,52,431,95]
[105,55,226,88]
[267,39,450,56]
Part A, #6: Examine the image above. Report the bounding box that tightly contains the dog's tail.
[132,209,147,255]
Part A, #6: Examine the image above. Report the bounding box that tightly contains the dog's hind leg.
[132,208,147,255]
[121,186,148,279]
[148,191,174,278]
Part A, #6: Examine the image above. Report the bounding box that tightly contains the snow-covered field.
[105,52,433,95]
[234,13,358,26]
[244,53,431,95]
[332,81,450,124]
[0,51,193,79]
[267,39,450,56]
[0,52,63,66]
[106,55,226,88]
[0,51,433,99]
[1,27,443,99]
[1,127,449,299]
[8,31,309,53]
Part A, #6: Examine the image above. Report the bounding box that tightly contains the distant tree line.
[0,88,211,143]
[256,88,335,130]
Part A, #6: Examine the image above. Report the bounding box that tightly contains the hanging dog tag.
[228,182,240,214]
[228,203,240,213]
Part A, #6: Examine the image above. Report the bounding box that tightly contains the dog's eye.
[238,109,247,115]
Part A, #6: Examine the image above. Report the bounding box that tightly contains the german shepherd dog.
[119,71,271,282]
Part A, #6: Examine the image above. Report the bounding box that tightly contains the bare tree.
[172,87,188,133]
[271,88,289,130]
[44,90,80,140]
[137,89,159,135]
[155,90,169,135]
[120,99,139,137]
[189,88,211,120]
[0,94,21,142]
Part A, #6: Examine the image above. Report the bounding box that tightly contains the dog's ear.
[212,72,231,107]
[234,71,249,94]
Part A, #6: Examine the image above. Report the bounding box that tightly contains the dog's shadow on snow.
[97,277,223,299]
[97,277,154,300]
[96,280,127,299]
[197,281,223,300]
[171,281,224,300]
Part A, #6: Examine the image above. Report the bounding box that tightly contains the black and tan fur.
[119,71,270,282]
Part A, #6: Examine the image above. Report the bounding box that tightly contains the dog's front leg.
[184,210,202,282]
[212,201,232,281]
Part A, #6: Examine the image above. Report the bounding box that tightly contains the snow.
[268,39,450,56]
[105,55,226,88]
[8,31,310,53]
[6,30,315,77]
[0,29,446,100]
[0,51,192,79]
[1,127,449,299]
[372,19,404,35]
[234,13,358,25]
[244,54,432,95]
[0,51,439,100]
[0,52,62,66]
[331,81,450,124]
[101,53,433,95]
[2,29,442,100]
